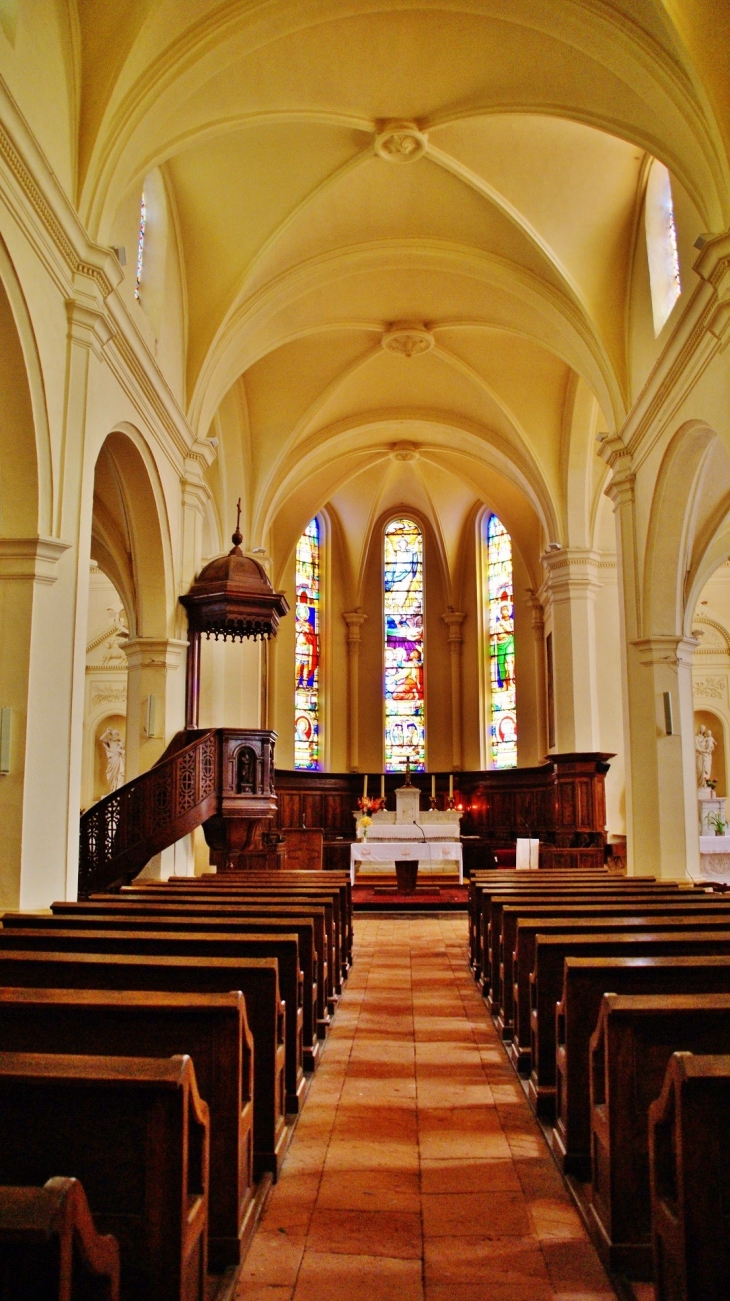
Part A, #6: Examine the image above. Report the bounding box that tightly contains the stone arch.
[91,426,173,639]
[0,236,52,538]
[643,421,730,639]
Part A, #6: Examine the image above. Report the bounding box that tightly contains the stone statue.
[100,728,126,792]
[695,724,717,787]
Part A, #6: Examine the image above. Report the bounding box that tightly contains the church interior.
[1,2,730,1298]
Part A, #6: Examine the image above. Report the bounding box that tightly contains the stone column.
[525,589,548,758]
[343,610,367,772]
[123,638,188,779]
[442,609,466,770]
[540,548,602,751]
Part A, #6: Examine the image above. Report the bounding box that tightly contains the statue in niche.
[695,724,717,787]
[236,746,257,794]
[100,728,126,792]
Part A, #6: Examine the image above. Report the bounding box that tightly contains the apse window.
[384,518,425,772]
[645,159,681,336]
[294,517,321,769]
[135,190,146,301]
[486,514,517,768]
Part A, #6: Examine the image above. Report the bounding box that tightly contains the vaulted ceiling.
[70,1,727,574]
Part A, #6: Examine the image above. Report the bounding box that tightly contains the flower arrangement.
[356,795,384,840]
[706,778,718,792]
[708,810,726,836]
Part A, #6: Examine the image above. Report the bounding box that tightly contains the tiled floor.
[236,914,618,1300]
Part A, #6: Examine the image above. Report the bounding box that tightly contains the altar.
[350,778,463,886]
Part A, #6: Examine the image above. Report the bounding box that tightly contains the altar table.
[350,840,463,885]
[699,835,730,885]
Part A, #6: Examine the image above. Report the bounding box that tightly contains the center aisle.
[236,915,617,1300]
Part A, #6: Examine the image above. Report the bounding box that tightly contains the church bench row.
[0,927,304,1119]
[467,870,617,973]
[649,1052,730,1301]
[0,949,286,1183]
[0,1052,208,1301]
[0,1175,120,1301]
[0,990,253,1276]
[588,994,730,1280]
[48,900,326,1057]
[124,878,347,1006]
[170,871,353,977]
[528,929,730,1121]
[554,955,730,1182]
[509,906,730,1070]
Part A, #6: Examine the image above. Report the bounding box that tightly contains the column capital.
[122,637,189,670]
[540,548,603,601]
[441,608,466,643]
[597,433,635,507]
[343,609,367,642]
[0,537,71,584]
[632,634,699,667]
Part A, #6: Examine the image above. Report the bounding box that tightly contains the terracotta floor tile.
[306,1206,422,1257]
[241,917,616,1300]
[292,1250,424,1300]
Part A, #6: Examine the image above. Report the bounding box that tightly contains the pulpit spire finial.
[230,498,243,553]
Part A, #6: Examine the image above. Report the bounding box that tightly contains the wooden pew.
[55,897,329,1045]
[474,877,671,988]
[0,950,286,1179]
[0,1176,120,1301]
[554,955,730,1181]
[491,888,711,1016]
[8,907,320,1072]
[510,908,730,1072]
[588,994,730,1279]
[649,1052,730,1301]
[0,926,304,1119]
[167,872,353,977]
[119,887,341,1009]
[0,989,254,1273]
[0,1052,209,1301]
[468,872,615,977]
[529,930,730,1121]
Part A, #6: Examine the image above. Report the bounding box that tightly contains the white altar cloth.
[350,840,463,885]
[698,835,730,884]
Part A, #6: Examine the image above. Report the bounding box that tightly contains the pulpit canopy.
[180,533,289,642]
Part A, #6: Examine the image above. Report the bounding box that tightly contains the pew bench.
[588,993,730,1279]
[553,955,730,1182]
[0,927,305,1118]
[0,988,254,1273]
[0,1052,208,1301]
[0,950,286,1179]
[649,1052,730,1301]
[0,1176,120,1301]
[510,908,730,1072]
[529,930,730,1121]
[55,898,329,1046]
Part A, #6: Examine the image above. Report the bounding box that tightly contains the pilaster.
[343,610,367,772]
[442,609,465,769]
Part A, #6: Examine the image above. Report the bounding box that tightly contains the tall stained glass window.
[486,514,516,768]
[384,518,425,771]
[135,191,146,301]
[294,517,320,769]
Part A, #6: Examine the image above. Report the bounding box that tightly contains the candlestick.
[449,773,453,799]
[363,773,368,799]
[431,774,436,799]
[380,774,385,800]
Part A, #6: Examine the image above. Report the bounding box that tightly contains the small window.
[645,160,681,336]
[135,191,146,302]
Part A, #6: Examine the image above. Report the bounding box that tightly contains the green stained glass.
[384,518,425,771]
[294,517,320,769]
[487,514,516,768]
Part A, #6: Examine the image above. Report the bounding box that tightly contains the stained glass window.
[294,517,320,769]
[645,160,681,336]
[384,518,425,771]
[487,514,516,768]
[135,191,146,302]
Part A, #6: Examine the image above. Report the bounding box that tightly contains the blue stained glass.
[487,515,516,768]
[294,518,320,769]
[384,518,425,771]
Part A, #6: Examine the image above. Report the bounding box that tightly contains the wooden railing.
[78,729,218,896]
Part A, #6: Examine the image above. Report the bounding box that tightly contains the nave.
[237,915,615,1301]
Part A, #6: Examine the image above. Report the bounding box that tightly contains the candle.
[380,774,385,800]
[431,774,436,799]
[449,773,454,799]
[363,773,368,799]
